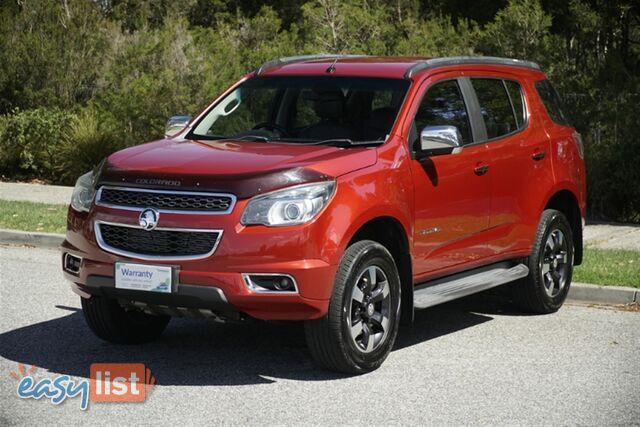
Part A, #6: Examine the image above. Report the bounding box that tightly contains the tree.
[301,0,394,54]
[479,0,552,60]
[0,0,112,112]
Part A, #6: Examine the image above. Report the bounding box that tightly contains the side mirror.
[417,125,462,158]
[165,115,192,138]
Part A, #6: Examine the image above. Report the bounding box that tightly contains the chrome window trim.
[95,220,223,261]
[242,273,299,294]
[95,186,237,215]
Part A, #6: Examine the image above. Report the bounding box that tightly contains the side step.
[413,262,529,309]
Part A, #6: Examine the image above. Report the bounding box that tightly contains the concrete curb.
[0,229,637,305]
[0,228,64,249]
[567,282,638,305]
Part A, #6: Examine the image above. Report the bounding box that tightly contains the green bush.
[0,107,119,184]
[0,108,76,181]
[55,109,120,185]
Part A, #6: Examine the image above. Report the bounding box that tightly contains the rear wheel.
[516,209,574,313]
[81,295,170,344]
[305,240,401,374]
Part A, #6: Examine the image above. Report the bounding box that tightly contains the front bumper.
[62,238,336,320]
[61,192,343,320]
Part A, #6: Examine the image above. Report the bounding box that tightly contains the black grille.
[99,224,219,257]
[99,188,233,212]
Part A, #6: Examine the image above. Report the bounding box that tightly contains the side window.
[472,78,517,139]
[535,79,571,126]
[414,80,472,145]
[504,80,526,128]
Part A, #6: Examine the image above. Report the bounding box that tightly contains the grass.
[0,199,638,288]
[0,200,67,234]
[574,248,640,288]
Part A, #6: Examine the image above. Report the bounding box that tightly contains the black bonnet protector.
[97,163,331,199]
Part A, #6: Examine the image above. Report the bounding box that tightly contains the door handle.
[474,164,489,176]
[532,150,546,160]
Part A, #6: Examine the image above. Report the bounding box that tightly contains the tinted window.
[292,89,318,128]
[535,79,571,126]
[472,78,517,139]
[414,80,472,145]
[504,80,526,128]
[190,76,410,143]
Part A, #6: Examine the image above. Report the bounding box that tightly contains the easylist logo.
[90,363,152,403]
[12,363,155,410]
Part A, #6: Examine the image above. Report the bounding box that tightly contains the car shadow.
[0,293,519,386]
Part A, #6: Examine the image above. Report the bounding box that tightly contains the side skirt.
[413,261,529,309]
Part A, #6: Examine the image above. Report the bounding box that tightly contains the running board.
[413,263,529,309]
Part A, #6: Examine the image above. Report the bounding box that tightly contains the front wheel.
[515,209,574,313]
[81,295,170,344]
[304,240,401,374]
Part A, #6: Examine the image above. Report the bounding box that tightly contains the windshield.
[189,76,410,144]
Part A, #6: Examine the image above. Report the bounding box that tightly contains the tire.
[304,240,401,374]
[515,209,574,314]
[81,295,170,344]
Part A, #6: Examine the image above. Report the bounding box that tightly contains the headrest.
[310,89,345,120]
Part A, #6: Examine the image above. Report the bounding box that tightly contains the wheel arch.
[345,215,414,324]
[543,188,583,265]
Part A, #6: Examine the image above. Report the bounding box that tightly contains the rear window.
[535,80,571,126]
[472,78,518,139]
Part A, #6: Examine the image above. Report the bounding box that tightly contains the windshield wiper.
[310,138,385,147]
[225,135,271,142]
[186,134,271,142]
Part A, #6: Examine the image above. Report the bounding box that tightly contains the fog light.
[242,274,298,293]
[274,277,294,291]
[63,253,82,275]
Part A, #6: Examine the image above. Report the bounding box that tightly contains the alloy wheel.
[540,229,570,297]
[347,265,391,353]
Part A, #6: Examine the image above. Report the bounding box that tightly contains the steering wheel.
[252,122,291,137]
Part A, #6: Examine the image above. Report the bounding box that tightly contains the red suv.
[62,55,586,374]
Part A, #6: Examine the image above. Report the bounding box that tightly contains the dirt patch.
[583,302,640,312]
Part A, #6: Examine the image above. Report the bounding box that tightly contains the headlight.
[241,181,336,226]
[70,171,97,212]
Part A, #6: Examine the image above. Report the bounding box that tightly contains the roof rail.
[255,54,367,75]
[404,56,541,79]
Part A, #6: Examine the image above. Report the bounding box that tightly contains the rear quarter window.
[535,80,571,126]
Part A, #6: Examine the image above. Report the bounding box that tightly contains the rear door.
[409,75,492,278]
[470,74,555,258]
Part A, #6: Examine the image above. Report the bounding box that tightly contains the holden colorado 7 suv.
[62,55,586,374]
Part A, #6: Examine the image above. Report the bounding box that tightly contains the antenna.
[326,58,339,73]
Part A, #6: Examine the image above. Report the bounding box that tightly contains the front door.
[409,77,491,279]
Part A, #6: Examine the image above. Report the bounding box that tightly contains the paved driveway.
[1,244,638,425]
[0,182,72,205]
[584,223,640,251]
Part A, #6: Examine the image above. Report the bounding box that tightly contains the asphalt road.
[1,245,638,426]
